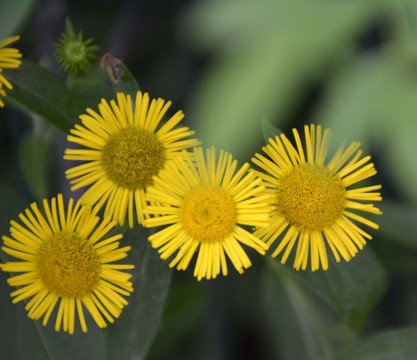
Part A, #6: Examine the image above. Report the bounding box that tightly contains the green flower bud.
[54,19,99,77]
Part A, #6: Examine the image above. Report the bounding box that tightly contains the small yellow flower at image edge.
[1,194,134,334]
[143,146,273,281]
[64,91,200,227]
[0,35,22,108]
[252,124,382,271]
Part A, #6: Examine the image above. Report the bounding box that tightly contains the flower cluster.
[63,92,382,277]
[0,36,382,334]
[63,92,276,282]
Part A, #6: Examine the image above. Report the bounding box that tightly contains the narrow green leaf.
[0,183,49,360]
[312,53,417,144]
[262,263,334,360]
[335,326,417,360]
[4,60,84,133]
[270,246,387,332]
[112,62,140,98]
[1,260,50,360]
[378,200,417,249]
[70,66,114,109]
[186,0,373,158]
[105,227,172,360]
[0,269,17,359]
[15,302,50,360]
[386,122,417,206]
[0,0,35,38]
[312,54,417,205]
[18,134,51,200]
[31,319,105,360]
[101,55,140,98]
[261,116,283,143]
[0,181,26,235]
[150,282,208,358]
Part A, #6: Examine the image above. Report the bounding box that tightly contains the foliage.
[1,0,417,359]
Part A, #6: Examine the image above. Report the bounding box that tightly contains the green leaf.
[386,122,417,206]
[312,54,417,204]
[105,227,172,360]
[150,282,208,358]
[15,302,50,360]
[262,263,334,360]
[0,271,49,360]
[0,269,17,359]
[270,246,387,332]
[4,60,84,133]
[0,181,26,235]
[13,271,106,359]
[334,326,417,360]
[18,134,51,200]
[312,53,417,144]
[0,0,35,38]
[31,318,105,360]
[111,62,140,98]
[185,0,374,159]
[378,200,417,249]
[261,116,283,143]
[101,55,140,98]
[0,181,49,360]
[70,66,114,109]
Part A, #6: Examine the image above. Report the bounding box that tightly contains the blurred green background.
[1,0,417,359]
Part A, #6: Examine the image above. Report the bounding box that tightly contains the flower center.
[36,232,100,297]
[276,163,346,232]
[181,185,236,243]
[64,41,86,63]
[101,127,166,190]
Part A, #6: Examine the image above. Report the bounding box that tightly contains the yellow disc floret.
[101,127,166,190]
[37,231,100,298]
[277,163,346,232]
[181,185,236,243]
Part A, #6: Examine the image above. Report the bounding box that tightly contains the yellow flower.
[252,124,382,271]
[1,194,134,334]
[64,91,200,227]
[0,35,22,108]
[144,147,271,281]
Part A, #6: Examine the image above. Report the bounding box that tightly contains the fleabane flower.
[0,35,22,107]
[252,124,382,271]
[64,91,200,227]
[1,194,134,334]
[143,147,271,281]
